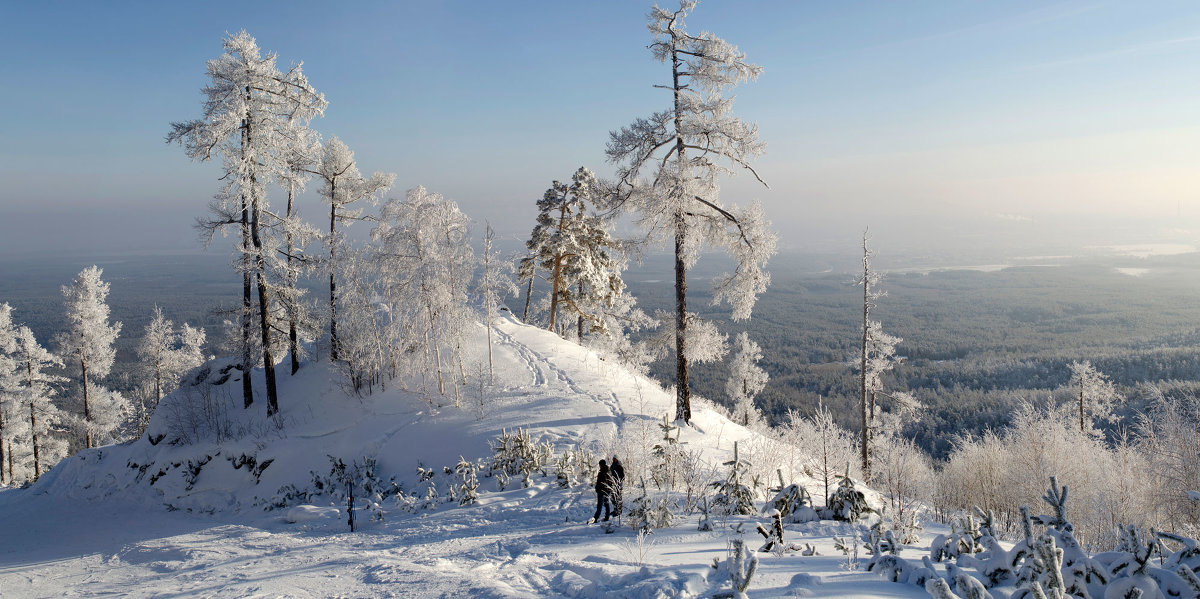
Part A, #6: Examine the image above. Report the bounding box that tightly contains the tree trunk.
[429,304,444,395]
[246,116,278,416]
[486,316,494,385]
[286,181,300,375]
[547,201,569,333]
[1079,386,1085,433]
[329,190,339,362]
[239,112,254,410]
[671,42,692,425]
[252,200,279,417]
[673,215,690,424]
[522,277,533,323]
[82,358,92,448]
[27,358,38,480]
[577,281,585,342]
[29,398,38,480]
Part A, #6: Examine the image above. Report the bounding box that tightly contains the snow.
[0,315,930,598]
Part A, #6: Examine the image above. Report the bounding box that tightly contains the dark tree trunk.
[670,40,692,425]
[82,358,93,449]
[329,194,339,362]
[522,277,533,323]
[239,111,254,410]
[244,114,278,416]
[674,216,690,424]
[251,198,279,417]
[577,281,585,342]
[286,182,300,375]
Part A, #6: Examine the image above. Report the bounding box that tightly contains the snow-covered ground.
[0,315,926,598]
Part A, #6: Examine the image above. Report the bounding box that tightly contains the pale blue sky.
[1,1,1197,256]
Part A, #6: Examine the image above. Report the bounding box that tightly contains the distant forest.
[633,251,1200,459]
[5,249,1200,461]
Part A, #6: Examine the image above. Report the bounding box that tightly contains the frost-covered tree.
[1066,360,1118,433]
[168,30,327,416]
[373,186,474,401]
[607,1,777,424]
[12,326,66,480]
[477,222,518,384]
[136,307,206,427]
[726,332,767,428]
[277,127,322,375]
[0,304,17,484]
[789,401,858,509]
[522,167,625,338]
[855,231,906,479]
[314,137,394,362]
[55,266,122,449]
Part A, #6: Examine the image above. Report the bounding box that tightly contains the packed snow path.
[0,482,932,598]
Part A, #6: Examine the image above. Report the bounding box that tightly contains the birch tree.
[168,30,327,416]
[477,222,518,384]
[314,137,394,362]
[55,266,122,448]
[607,0,776,424]
[373,186,474,401]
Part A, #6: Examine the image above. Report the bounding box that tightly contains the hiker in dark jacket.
[609,456,625,513]
[592,459,613,523]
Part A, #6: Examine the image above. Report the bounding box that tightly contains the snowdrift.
[30,314,778,514]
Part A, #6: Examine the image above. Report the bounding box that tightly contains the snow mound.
[29,315,773,514]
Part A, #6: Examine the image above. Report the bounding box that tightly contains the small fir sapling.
[712,441,756,516]
[651,414,681,488]
[713,538,758,599]
[455,456,479,506]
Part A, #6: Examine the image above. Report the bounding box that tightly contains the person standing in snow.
[591,459,614,523]
[609,456,625,514]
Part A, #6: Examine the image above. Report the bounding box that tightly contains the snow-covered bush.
[490,427,553,486]
[764,476,818,524]
[627,476,675,533]
[455,456,479,506]
[826,473,872,522]
[713,539,758,599]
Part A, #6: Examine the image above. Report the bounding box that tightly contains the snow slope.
[0,315,920,598]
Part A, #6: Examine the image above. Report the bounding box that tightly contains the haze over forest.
[1,1,1197,259]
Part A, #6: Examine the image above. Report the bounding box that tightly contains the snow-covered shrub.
[627,477,675,533]
[764,476,817,523]
[490,427,552,486]
[713,539,758,599]
[827,473,871,522]
[308,456,401,523]
[455,456,479,506]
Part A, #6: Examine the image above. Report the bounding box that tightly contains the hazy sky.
[1,1,1197,257]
